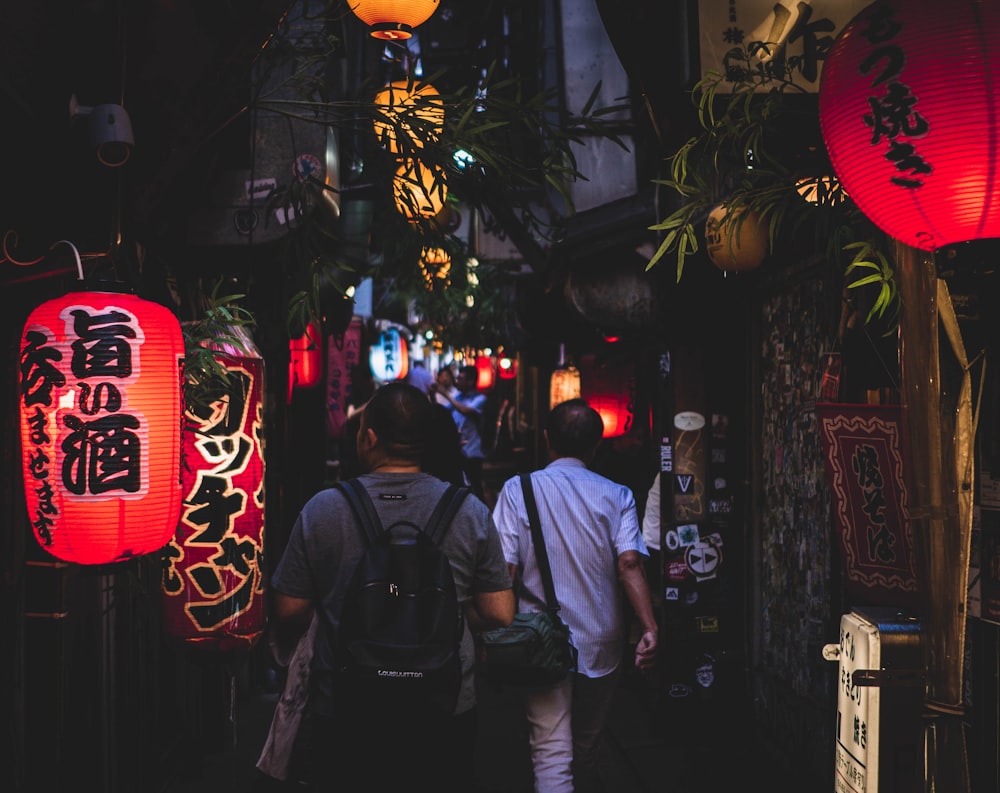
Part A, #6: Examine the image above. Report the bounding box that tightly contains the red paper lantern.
[162,329,265,652]
[18,291,184,564]
[348,0,439,40]
[497,355,517,380]
[580,354,637,438]
[475,355,495,390]
[819,0,1000,251]
[287,320,322,404]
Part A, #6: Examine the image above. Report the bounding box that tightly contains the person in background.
[432,363,458,407]
[432,364,487,501]
[405,358,434,394]
[269,382,514,792]
[492,399,659,793]
[424,401,469,488]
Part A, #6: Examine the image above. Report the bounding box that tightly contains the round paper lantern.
[162,327,265,652]
[349,0,439,40]
[393,160,448,220]
[819,0,1000,251]
[549,365,581,410]
[287,320,322,404]
[580,354,637,438]
[373,81,444,154]
[704,203,768,272]
[19,290,184,564]
[370,327,409,382]
[475,355,495,391]
[419,246,452,288]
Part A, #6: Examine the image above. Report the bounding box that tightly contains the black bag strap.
[334,478,383,545]
[520,473,561,614]
[334,479,468,548]
[424,484,470,545]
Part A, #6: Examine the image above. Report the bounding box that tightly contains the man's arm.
[467,587,515,631]
[271,591,314,662]
[617,550,659,670]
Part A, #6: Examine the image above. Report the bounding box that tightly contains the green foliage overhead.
[646,43,898,329]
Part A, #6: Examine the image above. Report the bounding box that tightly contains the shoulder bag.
[478,473,577,686]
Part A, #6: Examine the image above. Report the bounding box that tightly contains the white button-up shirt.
[492,457,647,677]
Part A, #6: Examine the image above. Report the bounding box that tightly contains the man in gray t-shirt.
[270,382,513,793]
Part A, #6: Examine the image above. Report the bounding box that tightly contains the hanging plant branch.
[645,43,900,326]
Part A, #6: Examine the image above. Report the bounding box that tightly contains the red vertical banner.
[816,403,919,610]
[162,338,266,652]
[326,317,363,441]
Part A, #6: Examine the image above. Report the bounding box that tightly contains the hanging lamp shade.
[419,246,452,288]
[818,0,1000,252]
[579,354,637,438]
[374,81,444,154]
[393,160,448,220]
[287,320,322,404]
[475,355,495,390]
[370,326,409,382]
[549,365,581,410]
[162,326,266,652]
[349,0,439,40]
[19,290,184,564]
[498,355,517,380]
[704,203,768,272]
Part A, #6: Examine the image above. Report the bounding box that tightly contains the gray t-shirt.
[271,472,511,715]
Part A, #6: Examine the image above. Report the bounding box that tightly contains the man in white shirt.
[492,399,659,793]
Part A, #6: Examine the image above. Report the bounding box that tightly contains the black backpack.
[332,478,470,712]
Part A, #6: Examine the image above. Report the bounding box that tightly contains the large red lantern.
[162,327,266,652]
[819,0,1000,251]
[348,0,439,40]
[579,354,637,439]
[287,320,322,404]
[19,290,184,565]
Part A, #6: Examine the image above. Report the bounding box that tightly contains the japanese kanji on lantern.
[18,290,184,565]
[819,0,1000,251]
[369,326,409,382]
[161,325,266,652]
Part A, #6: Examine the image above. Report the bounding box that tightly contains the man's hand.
[634,629,658,671]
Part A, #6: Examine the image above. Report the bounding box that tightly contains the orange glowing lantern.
[419,246,452,288]
[287,320,322,404]
[819,0,1000,251]
[704,203,768,273]
[374,81,444,154]
[549,365,581,410]
[162,326,265,651]
[580,354,636,438]
[475,355,495,390]
[370,326,409,382]
[393,160,448,220]
[18,290,184,564]
[348,0,439,40]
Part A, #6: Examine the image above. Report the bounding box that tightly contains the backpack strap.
[333,478,383,546]
[423,484,471,546]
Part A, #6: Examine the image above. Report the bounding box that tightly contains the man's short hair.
[546,398,604,458]
[458,364,477,381]
[363,381,432,460]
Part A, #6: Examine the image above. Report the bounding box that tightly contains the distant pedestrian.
[405,358,434,394]
[432,364,487,500]
[492,398,659,793]
[432,363,458,407]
